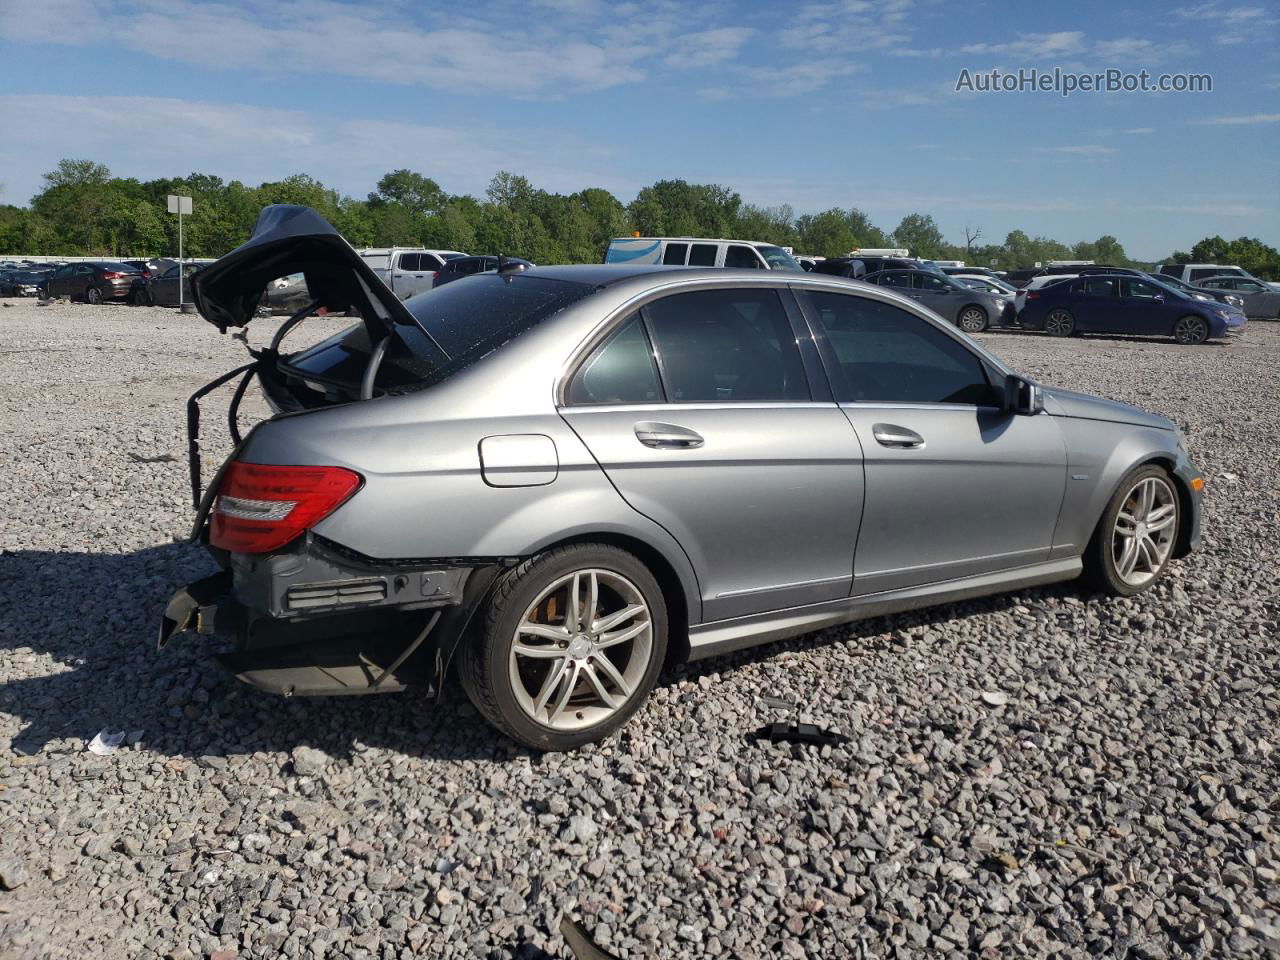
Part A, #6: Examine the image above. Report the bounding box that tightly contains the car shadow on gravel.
[0,543,1077,765]
[0,545,519,764]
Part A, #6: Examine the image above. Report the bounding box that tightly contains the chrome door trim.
[715,573,851,600]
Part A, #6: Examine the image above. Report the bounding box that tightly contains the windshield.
[756,245,804,271]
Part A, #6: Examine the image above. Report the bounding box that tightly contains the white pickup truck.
[357,247,467,299]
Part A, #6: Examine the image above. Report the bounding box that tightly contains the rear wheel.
[1084,465,1179,596]
[1173,315,1209,345]
[85,286,102,305]
[957,305,988,333]
[460,544,667,751]
[1044,308,1074,337]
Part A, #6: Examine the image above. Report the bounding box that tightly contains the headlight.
[1213,308,1232,320]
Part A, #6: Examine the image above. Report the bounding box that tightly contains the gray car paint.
[235,267,1200,656]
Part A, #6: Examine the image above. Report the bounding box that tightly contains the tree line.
[1,158,1276,279]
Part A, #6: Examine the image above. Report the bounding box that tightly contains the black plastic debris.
[749,720,851,748]
[559,917,623,960]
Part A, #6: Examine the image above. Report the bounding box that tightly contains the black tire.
[1173,315,1209,345]
[1044,308,1074,337]
[1083,464,1180,597]
[957,305,988,333]
[85,285,102,305]
[459,543,668,751]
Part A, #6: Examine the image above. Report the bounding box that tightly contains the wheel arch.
[1082,452,1194,562]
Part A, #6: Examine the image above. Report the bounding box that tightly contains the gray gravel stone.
[1,302,1278,959]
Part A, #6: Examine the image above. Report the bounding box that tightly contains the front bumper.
[159,534,505,696]
[1171,456,1203,557]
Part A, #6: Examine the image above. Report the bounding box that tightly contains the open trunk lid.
[192,204,421,341]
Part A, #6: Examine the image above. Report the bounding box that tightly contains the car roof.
[614,237,782,247]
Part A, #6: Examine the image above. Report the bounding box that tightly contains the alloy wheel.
[958,307,988,332]
[1045,309,1073,337]
[86,286,102,305]
[1111,476,1177,588]
[1174,315,1208,345]
[508,568,653,731]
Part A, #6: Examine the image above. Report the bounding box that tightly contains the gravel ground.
[1,298,1277,960]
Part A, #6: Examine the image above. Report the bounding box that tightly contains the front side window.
[567,315,663,405]
[662,243,688,265]
[687,244,717,267]
[804,291,998,406]
[879,271,912,289]
[1120,278,1160,299]
[1236,280,1266,292]
[1082,277,1116,297]
[644,289,809,403]
[724,245,764,269]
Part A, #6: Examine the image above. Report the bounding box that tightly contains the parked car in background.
[862,268,1015,331]
[122,259,160,280]
[162,204,1204,751]
[358,247,468,299]
[144,262,203,306]
[811,256,941,279]
[0,269,45,297]
[604,237,803,271]
[1015,273,1077,313]
[953,274,1018,302]
[42,261,143,303]
[1020,274,1245,343]
[793,255,823,271]
[941,266,1005,280]
[1156,263,1257,285]
[1196,275,1280,319]
[1151,273,1246,311]
[432,255,534,288]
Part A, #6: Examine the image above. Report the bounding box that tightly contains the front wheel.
[1084,465,1180,596]
[957,305,988,333]
[1173,315,1209,345]
[460,544,668,751]
[1044,308,1074,337]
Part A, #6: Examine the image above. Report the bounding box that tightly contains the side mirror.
[1004,374,1044,416]
[1153,293,1164,303]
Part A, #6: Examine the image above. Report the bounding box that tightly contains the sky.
[0,0,1277,260]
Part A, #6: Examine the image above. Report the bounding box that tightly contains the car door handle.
[872,423,924,448]
[634,422,704,449]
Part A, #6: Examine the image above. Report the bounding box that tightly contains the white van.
[603,237,803,271]
[357,247,468,299]
[1157,263,1253,285]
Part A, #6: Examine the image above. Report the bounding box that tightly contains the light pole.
[166,194,193,310]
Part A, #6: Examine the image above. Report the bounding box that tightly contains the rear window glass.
[285,275,596,393]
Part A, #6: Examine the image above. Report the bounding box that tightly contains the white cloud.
[663,27,754,68]
[1033,145,1118,155]
[961,31,1086,58]
[1123,127,1156,134]
[1192,113,1280,125]
[0,94,640,205]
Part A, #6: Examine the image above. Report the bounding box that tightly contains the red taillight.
[210,462,362,553]
[1025,290,1041,300]
[102,271,125,279]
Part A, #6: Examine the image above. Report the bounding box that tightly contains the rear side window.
[566,316,663,405]
[804,291,997,406]
[1083,277,1116,297]
[687,244,718,267]
[643,289,809,403]
[879,272,912,288]
[662,243,688,265]
[724,245,763,269]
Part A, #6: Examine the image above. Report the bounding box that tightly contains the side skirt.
[686,557,1081,662]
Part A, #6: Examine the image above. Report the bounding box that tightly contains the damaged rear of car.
[160,205,601,707]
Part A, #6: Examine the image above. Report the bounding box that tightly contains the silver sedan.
[160,205,1204,750]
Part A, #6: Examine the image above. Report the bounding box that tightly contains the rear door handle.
[872,423,924,448]
[634,421,704,449]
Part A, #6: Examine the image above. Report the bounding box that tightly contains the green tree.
[368,169,446,216]
[892,213,945,259]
